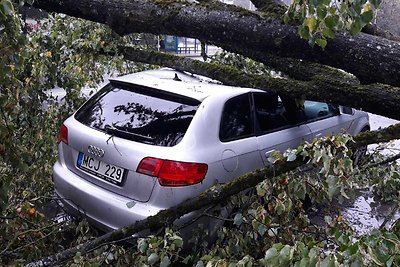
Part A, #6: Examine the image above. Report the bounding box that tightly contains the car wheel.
[352,127,369,166]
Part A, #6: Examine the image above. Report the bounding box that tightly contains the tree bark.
[120,47,400,121]
[25,124,400,267]
[30,0,400,87]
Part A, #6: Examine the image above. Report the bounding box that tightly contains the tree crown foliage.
[286,0,382,47]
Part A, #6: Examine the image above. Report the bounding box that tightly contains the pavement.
[369,113,399,131]
[368,113,400,156]
[341,113,400,235]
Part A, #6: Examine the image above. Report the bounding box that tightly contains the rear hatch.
[60,81,200,202]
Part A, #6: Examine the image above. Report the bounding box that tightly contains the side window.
[220,94,253,142]
[253,93,290,132]
[254,94,340,129]
[303,100,339,121]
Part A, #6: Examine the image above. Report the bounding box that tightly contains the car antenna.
[173,73,182,81]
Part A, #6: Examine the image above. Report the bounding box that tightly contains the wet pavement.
[339,113,400,235]
[342,190,400,236]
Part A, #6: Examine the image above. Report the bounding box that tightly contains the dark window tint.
[75,82,200,147]
[220,94,253,142]
[253,93,289,132]
[303,100,339,121]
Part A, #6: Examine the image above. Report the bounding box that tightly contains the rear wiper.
[105,125,155,142]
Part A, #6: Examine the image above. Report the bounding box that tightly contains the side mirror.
[339,106,354,115]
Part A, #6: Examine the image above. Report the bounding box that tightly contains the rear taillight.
[137,157,208,187]
[58,124,68,144]
[137,157,163,176]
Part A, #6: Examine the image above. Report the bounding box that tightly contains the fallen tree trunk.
[25,124,400,267]
[30,0,400,87]
[120,47,400,121]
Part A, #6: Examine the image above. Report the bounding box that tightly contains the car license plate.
[77,152,126,185]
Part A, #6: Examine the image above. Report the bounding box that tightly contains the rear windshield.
[75,81,200,147]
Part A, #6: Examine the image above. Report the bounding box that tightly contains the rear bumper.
[53,161,160,232]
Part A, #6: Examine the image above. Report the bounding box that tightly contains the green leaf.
[74,252,82,263]
[305,16,317,32]
[298,258,310,267]
[338,233,350,245]
[322,27,335,38]
[370,0,382,8]
[325,15,339,29]
[19,162,29,172]
[283,13,290,24]
[275,200,285,215]
[257,222,268,236]
[309,248,319,266]
[279,245,293,263]
[1,0,14,16]
[343,157,353,169]
[346,243,359,255]
[374,246,391,264]
[287,152,297,162]
[298,25,310,40]
[264,247,278,260]
[317,7,327,19]
[172,237,184,248]
[182,256,192,264]
[350,259,363,267]
[367,245,385,266]
[234,213,243,226]
[148,253,159,265]
[138,239,148,253]
[320,256,335,267]
[350,18,363,36]
[360,10,373,25]
[328,185,339,200]
[327,175,339,186]
[160,256,171,267]
[256,186,266,197]
[383,232,400,242]
[387,256,394,267]
[294,183,306,200]
[315,38,327,49]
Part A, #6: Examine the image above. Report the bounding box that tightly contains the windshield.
[75,82,200,147]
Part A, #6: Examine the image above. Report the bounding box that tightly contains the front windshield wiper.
[105,125,155,142]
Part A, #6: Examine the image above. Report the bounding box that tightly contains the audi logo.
[87,145,105,158]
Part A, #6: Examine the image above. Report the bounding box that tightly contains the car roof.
[109,68,264,101]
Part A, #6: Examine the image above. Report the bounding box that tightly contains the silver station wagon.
[53,68,370,232]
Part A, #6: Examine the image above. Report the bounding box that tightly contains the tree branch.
[215,42,359,83]
[250,0,286,14]
[30,0,400,87]
[362,24,400,43]
[119,47,400,121]
[363,152,400,169]
[354,123,400,147]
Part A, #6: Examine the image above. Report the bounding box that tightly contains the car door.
[303,100,354,140]
[252,93,313,166]
[218,93,264,182]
